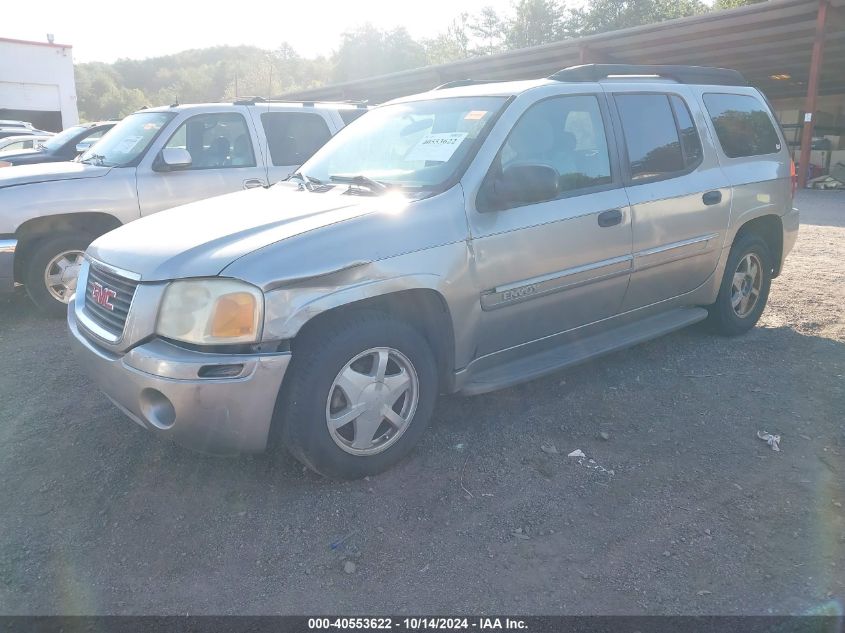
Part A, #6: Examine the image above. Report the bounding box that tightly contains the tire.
[24,232,92,317]
[707,232,773,336]
[279,310,439,479]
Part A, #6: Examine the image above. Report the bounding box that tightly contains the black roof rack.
[549,64,747,86]
[434,79,497,90]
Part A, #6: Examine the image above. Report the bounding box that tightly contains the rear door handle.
[243,178,266,189]
[597,209,623,227]
[702,190,722,206]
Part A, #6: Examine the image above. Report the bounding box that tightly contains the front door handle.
[597,209,623,227]
[702,190,722,206]
[243,178,265,189]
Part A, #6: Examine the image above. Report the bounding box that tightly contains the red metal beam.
[797,0,830,188]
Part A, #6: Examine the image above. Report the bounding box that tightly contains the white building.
[0,37,79,132]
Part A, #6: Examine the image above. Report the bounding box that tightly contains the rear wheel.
[279,310,438,479]
[24,232,91,317]
[707,232,772,336]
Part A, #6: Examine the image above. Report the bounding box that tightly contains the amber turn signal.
[210,292,258,338]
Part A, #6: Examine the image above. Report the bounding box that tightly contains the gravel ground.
[0,190,843,615]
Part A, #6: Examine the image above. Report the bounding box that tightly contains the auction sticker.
[406,132,468,162]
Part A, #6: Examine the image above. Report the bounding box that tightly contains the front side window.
[43,125,88,152]
[703,93,781,158]
[260,112,332,166]
[615,94,686,181]
[499,95,612,194]
[300,97,508,190]
[79,112,174,167]
[165,113,256,169]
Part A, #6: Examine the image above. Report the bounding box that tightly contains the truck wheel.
[279,310,438,479]
[24,232,91,317]
[707,232,773,336]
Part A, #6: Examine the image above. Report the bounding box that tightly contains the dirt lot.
[0,190,843,615]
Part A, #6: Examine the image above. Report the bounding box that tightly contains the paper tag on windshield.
[406,132,468,162]
[464,110,488,120]
[115,135,143,154]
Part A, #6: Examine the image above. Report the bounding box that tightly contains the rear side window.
[339,109,367,125]
[260,112,332,166]
[615,94,685,181]
[703,93,781,158]
[670,95,703,167]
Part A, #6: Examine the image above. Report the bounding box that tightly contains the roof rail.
[549,64,747,86]
[234,96,368,108]
[434,79,497,90]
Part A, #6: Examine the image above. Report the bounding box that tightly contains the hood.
[0,150,63,166]
[88,183,388,281]
[0,161,111,189]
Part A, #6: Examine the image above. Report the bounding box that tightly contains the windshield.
[300,97,508,190]
[79,112,173,167]
[42,126,88,151]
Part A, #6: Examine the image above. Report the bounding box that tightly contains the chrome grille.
[82,264,138,337]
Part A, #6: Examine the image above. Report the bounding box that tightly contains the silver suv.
[0,100,365,314]
[68,65,799,479]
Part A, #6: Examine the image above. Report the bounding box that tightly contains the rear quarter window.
[703,93,782,158]
[260,112,332,166]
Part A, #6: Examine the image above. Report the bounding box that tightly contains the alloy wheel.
[43,250,85,304]
[325,347,420,456]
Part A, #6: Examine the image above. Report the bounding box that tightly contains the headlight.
[157,279,263,345]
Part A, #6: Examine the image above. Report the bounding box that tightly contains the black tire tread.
[707,232,773,336]
[278,309,438,479]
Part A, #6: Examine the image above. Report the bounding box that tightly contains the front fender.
[1,171,140,234]
[263,268,444,341]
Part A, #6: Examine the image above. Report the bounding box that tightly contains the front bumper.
[68,300,290,455]
[0,239,16,293]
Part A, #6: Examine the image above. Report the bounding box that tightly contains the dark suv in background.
[0,121,117,167]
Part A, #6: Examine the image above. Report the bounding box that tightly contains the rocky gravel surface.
[0,190,843,615]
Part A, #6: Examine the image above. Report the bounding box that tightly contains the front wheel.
[707,232,773,336]
[278,311,439,479]
[24,232,92,317]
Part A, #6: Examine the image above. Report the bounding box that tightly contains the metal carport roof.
[280,0,845,103]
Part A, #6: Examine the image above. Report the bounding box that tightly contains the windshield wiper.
[287,171,323,191]
[80,153,108,166]
[329,174,389,194]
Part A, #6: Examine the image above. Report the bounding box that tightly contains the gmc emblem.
[91,282,117,311]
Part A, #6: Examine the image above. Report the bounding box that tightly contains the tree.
[425,14,473,65]
[571,0,709,35]
[332,24,427,82]
[74,63,148,121]
[469,6,506,56]
[714,0,765,9]
[505,0,572,50]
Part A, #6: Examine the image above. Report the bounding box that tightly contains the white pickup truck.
[0,100,366,314]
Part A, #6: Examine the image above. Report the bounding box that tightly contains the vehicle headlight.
[156,279,263,345]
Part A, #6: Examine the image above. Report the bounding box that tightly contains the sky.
[3,0,527,63]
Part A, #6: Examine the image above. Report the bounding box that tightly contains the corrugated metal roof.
[280,0,844,103]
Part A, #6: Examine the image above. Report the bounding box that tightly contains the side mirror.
[491,164,559,208]
[157,147,192,171]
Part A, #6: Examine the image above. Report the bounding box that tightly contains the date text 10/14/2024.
[307,618,528,630]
